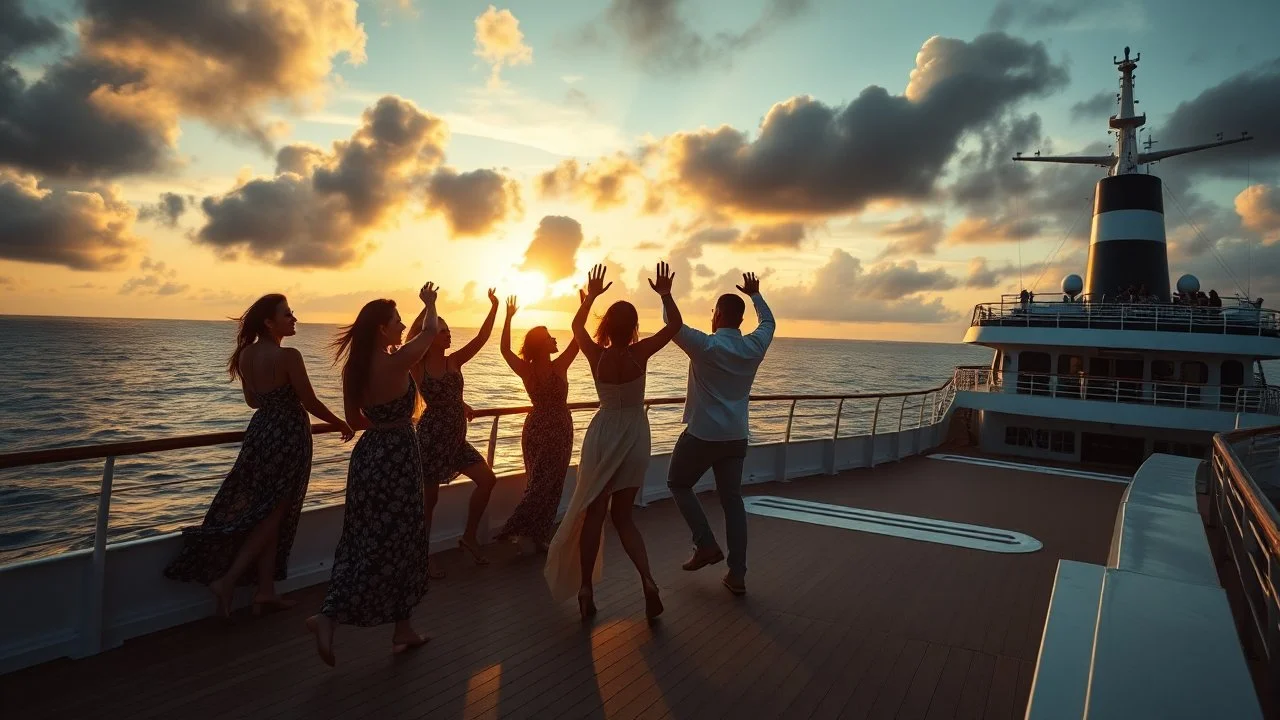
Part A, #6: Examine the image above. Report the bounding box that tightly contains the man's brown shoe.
[681,545,724,571]
[722,573,746,596]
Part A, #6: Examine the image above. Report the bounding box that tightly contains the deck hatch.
[743,496,1043,554]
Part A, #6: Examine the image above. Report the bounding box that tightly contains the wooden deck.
[1,455,1125,719]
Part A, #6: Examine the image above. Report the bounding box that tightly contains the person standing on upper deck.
[665,272,775,596]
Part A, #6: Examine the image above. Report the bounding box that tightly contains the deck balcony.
[952,366,1280,432]
[964,298,1280,356]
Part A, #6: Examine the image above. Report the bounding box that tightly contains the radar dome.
[1176,274,1200,294]
[1061,274,1084,297]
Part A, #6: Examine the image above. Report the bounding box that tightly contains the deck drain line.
[743,496,1042,554]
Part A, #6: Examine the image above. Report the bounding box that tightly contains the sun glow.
[496,269,549,306]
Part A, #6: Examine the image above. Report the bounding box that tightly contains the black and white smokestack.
[1084,173,1170,301]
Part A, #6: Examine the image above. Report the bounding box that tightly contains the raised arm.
[451,288,499,367]
[573,266,610,370]
[387,282,439,374]
[633,261,682,361]
[282,348,354,441]
[499,295,527,377]
[552,335,582,374]
[738,272,775,353]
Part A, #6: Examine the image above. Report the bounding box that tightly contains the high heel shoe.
[643,579,664,620]
[577,588,597,621]
[458,537,490,565]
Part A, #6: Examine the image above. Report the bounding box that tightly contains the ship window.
[1182,361,1208,384]
[1035,429,1050,449]
[1051,431,1075,453]
[1089,357,1111,377]
[1152,361,1176,381]
[1005,426,1018,445]
[1020,351,1051,373]
[1222,361,1245,386]
[1058,354,1083,375]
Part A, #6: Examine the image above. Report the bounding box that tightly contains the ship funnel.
[1085,173,1169,300]
[1009,46,1253,303]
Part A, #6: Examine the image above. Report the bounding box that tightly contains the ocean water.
[0,315,990,562]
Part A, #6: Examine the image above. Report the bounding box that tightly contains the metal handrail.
[1208,426,1280,706]
[1,381,960,569]
[952,367,1280,415]
[969,299,1280,336]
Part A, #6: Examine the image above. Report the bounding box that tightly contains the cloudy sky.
[2,0,1278,340]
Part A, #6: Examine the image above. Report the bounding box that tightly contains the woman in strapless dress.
[544,263,683,621]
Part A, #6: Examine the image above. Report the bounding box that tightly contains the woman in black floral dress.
[407,288,501,569]
[304,284,439,667]
[165,294,352,618]
[497,295,580,552]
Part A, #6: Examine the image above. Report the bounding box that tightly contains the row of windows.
[1004,426,1076,454]
[1007,351,1245,386]
[1153,441,1209,460]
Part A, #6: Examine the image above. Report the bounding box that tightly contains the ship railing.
[969,299,1280,336]
[952,368,1280,415]
[0,383,958,569]
[1209,425,1280,707]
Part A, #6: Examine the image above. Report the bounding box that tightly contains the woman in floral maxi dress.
[164,294,352,618]
[496,295,580,552]
[407,289,501,570]
[304,284,439,667]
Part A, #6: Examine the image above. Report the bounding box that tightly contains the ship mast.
[1008,48,1256,302]
[1012,47,1253,176]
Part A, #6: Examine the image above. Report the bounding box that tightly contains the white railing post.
[81,456,115,657]
[832,398,845,439]
[917,395,926,428]
[870,397,882,435]
[897,396,907,432]
[783,400,797,444]
[486,416,500,468]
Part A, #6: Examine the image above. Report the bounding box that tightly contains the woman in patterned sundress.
[496,294,581,553]
[164,294,352,618]
[406,288,501,570]
[304,284,439,667]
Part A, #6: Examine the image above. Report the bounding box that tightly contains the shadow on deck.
[1,455,1124,720]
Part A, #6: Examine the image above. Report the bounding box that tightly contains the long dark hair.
[520,326,552,360]
[331,299,397,405]
[594,301,639,348]
[228,293,287,381]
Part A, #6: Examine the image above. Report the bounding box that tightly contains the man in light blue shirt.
[665,272,775,595]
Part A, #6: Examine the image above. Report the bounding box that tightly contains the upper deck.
[965,298,1280,358]
[0,455,1125,720]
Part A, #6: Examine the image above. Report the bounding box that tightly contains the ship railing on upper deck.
[969,298,1280,337]
[0,383,959,565]
[1209,425,1280,708]
[953,366,1280,415]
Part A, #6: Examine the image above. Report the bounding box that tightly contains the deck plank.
[0,456,1124,720]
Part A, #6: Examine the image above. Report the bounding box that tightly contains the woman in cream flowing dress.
[544,262,682,621]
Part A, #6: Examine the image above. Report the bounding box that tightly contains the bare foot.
[252,594,298,616]
[392,628,431,654]
[458,537,490,565]
[208,577,233,618]
[305,615,336,667]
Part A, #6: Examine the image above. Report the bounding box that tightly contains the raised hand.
[505,295,518,318]
[578,288,587,305]
[487,287,498,307]
[735,272,760,296]
[648,261,675,296]
[585,264,612,298]
[420,282,438,305]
